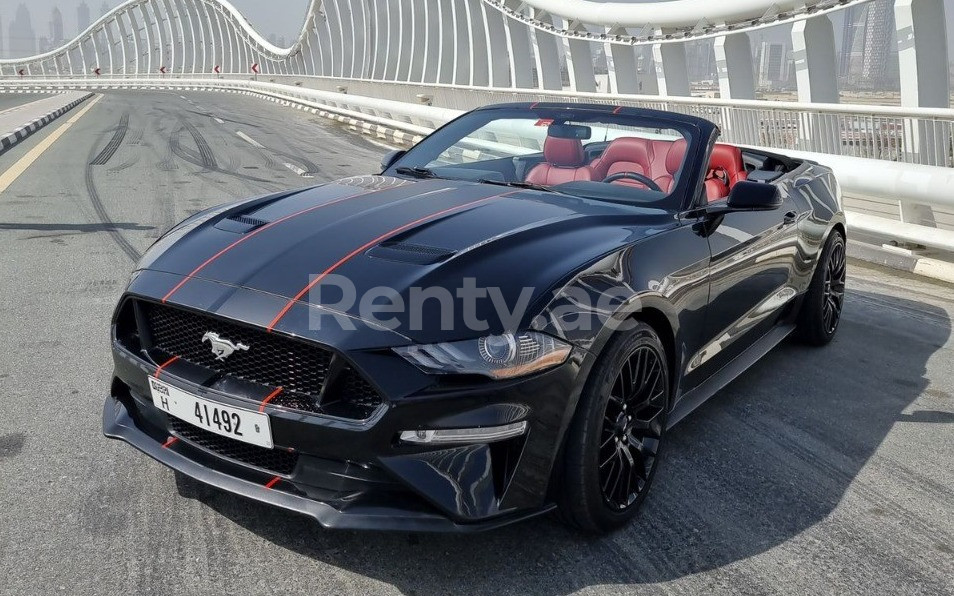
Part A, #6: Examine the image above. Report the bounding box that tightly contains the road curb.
[0,92,94,156]
[848,241,954,285]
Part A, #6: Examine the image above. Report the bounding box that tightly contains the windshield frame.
[385,103,716,211]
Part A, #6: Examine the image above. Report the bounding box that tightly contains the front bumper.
[104,340,585,532]
[103,395,558,531]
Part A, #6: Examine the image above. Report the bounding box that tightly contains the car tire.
[795,231,846,346]
[557,322,669,533]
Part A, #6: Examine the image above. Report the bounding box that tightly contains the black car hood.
[141,176,676,343]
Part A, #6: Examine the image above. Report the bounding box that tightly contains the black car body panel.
[104,103,845,531]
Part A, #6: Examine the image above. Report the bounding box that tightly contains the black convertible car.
[104,103,846,533]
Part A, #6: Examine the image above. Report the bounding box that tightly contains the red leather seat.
[591,137,652,183]
[706,144,747,201]
[525,137,594,185]
[654,139,687,193]
[592,137,686,192]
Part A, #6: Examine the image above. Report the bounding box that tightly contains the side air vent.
[367,242,455,265]
[214,214,270,233]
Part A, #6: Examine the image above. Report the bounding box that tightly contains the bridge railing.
[254,76,954,169]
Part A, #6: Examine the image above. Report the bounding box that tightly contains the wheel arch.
[627,308,677,408]
[830,221,846,242]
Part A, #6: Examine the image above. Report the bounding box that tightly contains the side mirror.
[381,149,406,172]
[725,181,782,211]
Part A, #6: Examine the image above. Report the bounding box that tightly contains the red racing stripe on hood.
[265,191,517,332]
[161,188,388,304]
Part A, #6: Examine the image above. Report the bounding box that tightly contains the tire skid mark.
[107,156,140,173]
[277,151,320,176]
[182,120,217,169]
[168,124,279,188]
[85,113,142,263]
[90,112,128,166]
[147,117,179,236]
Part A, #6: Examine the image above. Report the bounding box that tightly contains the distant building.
[839,0,898,89]
[8,4,36,59]
[756,42,790,89]
[50,7,64,45]
[0,15,4,59]
[686,40,716,83]
[78,2,91,34]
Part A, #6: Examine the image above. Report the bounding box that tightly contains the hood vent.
[214,214,270,233]
[367,242,455,265]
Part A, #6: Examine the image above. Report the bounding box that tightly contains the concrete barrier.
[0,91,93,155]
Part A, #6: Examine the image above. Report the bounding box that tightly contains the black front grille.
[131,301,382,419]
[169,417,298,475]
[144,302,332,397]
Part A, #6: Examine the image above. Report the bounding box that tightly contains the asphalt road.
[0,91,952,596]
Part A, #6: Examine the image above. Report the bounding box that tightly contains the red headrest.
[597,137,652,172]
[665,139,688,175]
[543,137,585,167]
[709,144,745,176]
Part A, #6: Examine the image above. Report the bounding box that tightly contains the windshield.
[386,106,699,208]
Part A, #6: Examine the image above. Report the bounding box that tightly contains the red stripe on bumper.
[258,386,283,413]
[154,355,180,379]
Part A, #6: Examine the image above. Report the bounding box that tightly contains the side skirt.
[667,323,795,428]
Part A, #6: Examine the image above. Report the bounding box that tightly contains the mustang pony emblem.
[202,331,249,361]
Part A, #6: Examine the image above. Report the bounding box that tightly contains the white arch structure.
[0,0,949,110]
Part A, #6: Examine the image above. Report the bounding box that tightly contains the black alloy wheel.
[557,322,670,532]
[796,231,847,346]
[599,345,666,510]
[822,236,847,335]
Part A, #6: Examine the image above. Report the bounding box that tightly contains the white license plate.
[149,377,274,449]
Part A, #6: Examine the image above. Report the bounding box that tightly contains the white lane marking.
[179,95,186,100]
[0,94,103,194]
[283,162,313,178]
[213,117,224,124]
[236,130,264,148]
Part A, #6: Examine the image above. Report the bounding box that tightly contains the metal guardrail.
[3,76,953,253]
[254,76,954,169]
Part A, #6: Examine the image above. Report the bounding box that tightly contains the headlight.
[394,332,571,379]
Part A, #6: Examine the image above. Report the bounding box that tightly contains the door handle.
[783,211,798,225]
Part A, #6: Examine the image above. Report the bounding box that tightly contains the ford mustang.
[104,103,846,532]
